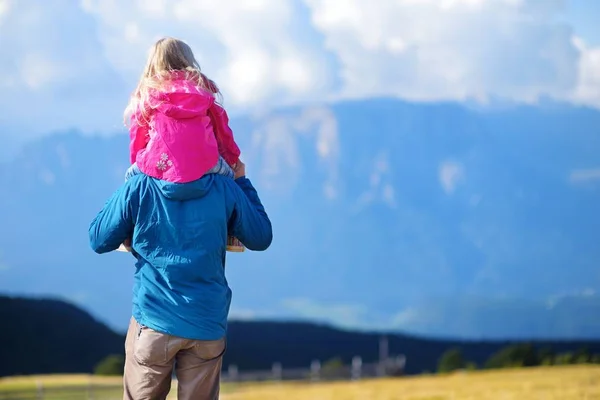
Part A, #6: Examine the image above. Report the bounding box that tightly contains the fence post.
[272,362,282,381]
[87,379,95,400]
[36,380,44,400]
[310,360,321,383]
[378,335,389,377]
[228,364,239,382]
[351,356,362,381]
[396,354,406,371]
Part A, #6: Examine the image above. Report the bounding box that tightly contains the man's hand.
[233,160,246,179]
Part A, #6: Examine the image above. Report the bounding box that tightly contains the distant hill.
[3,295,600,377]
[0,295,123,376]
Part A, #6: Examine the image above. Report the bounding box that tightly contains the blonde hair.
[124,37,220,124]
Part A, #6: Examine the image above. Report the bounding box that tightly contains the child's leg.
[124,163,143,181]
[205,157,234,179]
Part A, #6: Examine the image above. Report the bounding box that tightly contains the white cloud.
[439,161,465,194]
[0,0,10,24]
[0,1,117,91]
[0,0,599,143]
[247,106,340,197]
[382,184,396,206]
[229,308,261,320]
[546,288,598,309]
[281,298,367,328]
[572,37,600,107]
[57,0,600,112]
[80,0,336,109]
[582,288,596,297]
[65,291,90,304]
[19,53,64,90]
[249,115,301,193]
[304,0,595,106]
[569,168,600,183]
[55,144,71,169]
[355,151,397,211]
[390,307,420,327]
[38,169,55,186]
[0,0,127,143]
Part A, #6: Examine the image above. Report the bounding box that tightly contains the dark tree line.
[437,344,600,373]
[96,344,600,377]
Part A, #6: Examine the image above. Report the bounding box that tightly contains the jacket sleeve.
[88,183,138,254]
[209,103,241,167]
[129,111,150,164]
[228,177,273,251]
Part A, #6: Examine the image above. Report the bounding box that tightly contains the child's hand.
[233,160,246,179]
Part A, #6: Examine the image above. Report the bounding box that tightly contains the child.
[120,37,244,252]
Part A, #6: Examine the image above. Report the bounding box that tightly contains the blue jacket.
[88,174,272,340]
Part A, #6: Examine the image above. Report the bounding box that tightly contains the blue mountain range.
[1,98,599,339]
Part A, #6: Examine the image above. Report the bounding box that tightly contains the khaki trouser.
[123,317,225,400]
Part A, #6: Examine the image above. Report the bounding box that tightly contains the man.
[89,161,272,400]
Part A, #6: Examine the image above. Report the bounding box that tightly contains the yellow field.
[223,366,600,400]
[0,374,122,389]
[0,374,123,400]
[1,365,599,400]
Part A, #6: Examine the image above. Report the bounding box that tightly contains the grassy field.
[1,365,599,399]
[0,374,123,399]
[223,365,600,399]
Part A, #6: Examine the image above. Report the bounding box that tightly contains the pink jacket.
[129,75,241,184]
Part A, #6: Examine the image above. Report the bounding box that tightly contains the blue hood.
[152,174,214,201]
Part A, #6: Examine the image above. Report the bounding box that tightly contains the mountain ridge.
[1,98,599,339]
[4,294,600,377]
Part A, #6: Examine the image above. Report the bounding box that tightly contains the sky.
[0,0,598,145]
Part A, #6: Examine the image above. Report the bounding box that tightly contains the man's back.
[89,173,272,340]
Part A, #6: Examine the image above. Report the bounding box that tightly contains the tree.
[321,357,345,378]
[322,357,344,370]
[538,347,555,366]
[94,354,125,376]
[485,344,538,369]
[554,352,574,365]
[574,347,591,364]
[541,356,554,366]
[437,348,466,373]
[465,362,478,371]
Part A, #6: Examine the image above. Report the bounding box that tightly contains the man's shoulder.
[124,173,151,188]
[205,175,237,199]
[215,175,251,195]
[205,174,237,189]
[120,174,155,198]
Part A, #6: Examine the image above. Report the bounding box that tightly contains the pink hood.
[129,73,241,184]
[150,78,214,120]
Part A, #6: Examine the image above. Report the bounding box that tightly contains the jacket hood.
[151,79,214,119]
[152,174,215,201]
